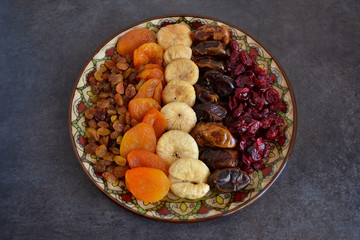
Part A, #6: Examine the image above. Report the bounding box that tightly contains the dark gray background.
[1,0,359,239]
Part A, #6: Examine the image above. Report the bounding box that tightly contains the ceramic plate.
[69,15,297,223]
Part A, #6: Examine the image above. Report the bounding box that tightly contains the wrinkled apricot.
[134,79,163,104]
[116,28,155,57]
[144,63,164,72]
[142,108,167,139]
[136,68,165,83]
[125,167,170,202]
[128,98,161,122]
[127,150,170,175]
[120,123,157,158]
[133,43,163,69]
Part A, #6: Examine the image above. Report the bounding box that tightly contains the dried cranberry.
[252,64,267,76]
[252,92,265,110]
[266,126,279,141]
[235,88,250,100]
[232,63,246,78]
[239,50,252,67]
[229,96,238,111]
[232,103,245,118]
[264,88,280,105]
[276,129,286,146]
[229,40,239,52]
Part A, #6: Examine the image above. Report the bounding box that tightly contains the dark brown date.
[208,168,250,192]
[193,103,227,122]
[200,148,238,170]
[194,84,219,104]
[191,122,236,148]
[191,25,230,45]
[192,56,224,72]
[192,41,226,57]
[203,70,235,97]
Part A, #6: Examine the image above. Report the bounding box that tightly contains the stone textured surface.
[1,0,359,239]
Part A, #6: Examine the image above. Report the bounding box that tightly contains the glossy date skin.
[193,103,227,122]
[192,41,227,57]
[191,122,236,148]
[194,84,220,104]
[203,70,235,97]
[199,148,238,170]
[191,25,230,45]
[207,168,250,192]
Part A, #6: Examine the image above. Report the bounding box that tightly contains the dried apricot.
[125,167,170,202]
[116,28,155,57]
[133,43,163,69]
[119,123,157,158]
[144,63,164,71]
[136,68,165,83]
[128,98,161,122]
[134,78,163,104]
[127,150,170,175]
[142,108,167,139]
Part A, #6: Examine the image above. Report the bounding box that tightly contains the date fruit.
[192,56,225,72]
[194,84,219,104]
[193,103,227,122]
[191,122,236,148]
[207,168,250,192]
[199,148,237,170]
[192,41,226,57]
[203,70,235,97]
[191,25,230,45]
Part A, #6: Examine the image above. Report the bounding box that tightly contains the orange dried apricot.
[134,78,163,104]
[119,123,157,158]
[116,28,155,57]
[127,150,170,175]
[142,108,167,139]
[128,98,161,122]
[136,68,165,83]
[125,167,170,202]
[143,63,164,72]
[133,43,163,69]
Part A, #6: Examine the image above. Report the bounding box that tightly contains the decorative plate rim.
[68,14,297,223]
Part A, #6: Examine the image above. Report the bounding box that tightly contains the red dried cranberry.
[252,160,264,170]
[265,88,280,105]
[232,63,246,78]
[252,64,267,76]
[239,50,252,67]
[266,126,279,141]
[247,119,262,136]
[252,92,265,110]
[232,103,245,118]
[235,88,250,100]
[229,40,239,52]
[229,96,238,111]
[276,129,286,146]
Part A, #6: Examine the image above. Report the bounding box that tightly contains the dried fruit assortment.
[84,23,287,203]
